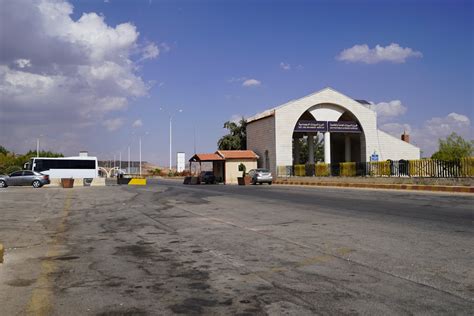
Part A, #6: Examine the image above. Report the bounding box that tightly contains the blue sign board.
[370,153,379,162]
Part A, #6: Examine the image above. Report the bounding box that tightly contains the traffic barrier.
[128,178,146,186]
[91,178,106,186]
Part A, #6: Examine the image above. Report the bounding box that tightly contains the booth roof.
[189,153,224,162]
[217,150,259,160]
[189,150,259,162]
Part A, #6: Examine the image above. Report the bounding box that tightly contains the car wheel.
[268,182,272,185]
[0,180,7,188]
[32,180,42,188]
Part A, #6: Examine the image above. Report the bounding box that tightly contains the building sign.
[294,120,327,132]
[370,152,379,162]
[295,120,361,133]
[328,121,361,133]
[177,152,185,172]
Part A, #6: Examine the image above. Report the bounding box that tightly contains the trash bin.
[61,178,74,188]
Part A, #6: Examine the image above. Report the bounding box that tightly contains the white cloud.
[242,78,261,87]
[132,119,143,128]
[103,118,124,131]
[280,62,291,70]
[15,59,32,68]
[337,43,422,64]
[380,112,472,156]
[0,0,156,152]
[371,100,407,119]
[141,42,159,60]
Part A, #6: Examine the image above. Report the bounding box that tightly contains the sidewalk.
[274,178,474,193]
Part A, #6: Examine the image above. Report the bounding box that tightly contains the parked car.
[199,171,216,184]
[0,170,50,188]
[248,168,273,185]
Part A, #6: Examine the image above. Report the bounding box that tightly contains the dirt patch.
[114,244,154,258]
[7,278,36,287]
[169,297,218,314]
[96,307,148,316]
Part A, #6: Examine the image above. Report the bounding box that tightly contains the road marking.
[25,191,73,316]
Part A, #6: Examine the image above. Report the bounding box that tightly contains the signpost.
[177,152,185,172]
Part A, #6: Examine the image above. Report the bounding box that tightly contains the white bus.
[25,156,99,179]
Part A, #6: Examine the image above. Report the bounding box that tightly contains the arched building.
[246,87,420,175]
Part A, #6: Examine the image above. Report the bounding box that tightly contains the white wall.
[375,130,420,160]
[225,159,258,184]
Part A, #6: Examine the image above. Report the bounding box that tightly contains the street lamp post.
[160,108,182,171]
[139,137,142,176]
[36,134,43,157]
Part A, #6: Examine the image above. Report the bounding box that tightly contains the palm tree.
[218,118,247,150]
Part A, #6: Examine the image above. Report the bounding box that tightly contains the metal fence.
[277,157,474,178]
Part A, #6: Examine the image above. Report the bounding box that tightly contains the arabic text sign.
[295,120,361,133]
[328,121,361,133]
[294,120,327,132]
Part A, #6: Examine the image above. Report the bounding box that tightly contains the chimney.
[401,131,410,143]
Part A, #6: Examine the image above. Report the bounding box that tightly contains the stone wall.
[246,115,277,175]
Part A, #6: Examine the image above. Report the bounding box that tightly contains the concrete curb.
[0,243,4,263]
[273,180,474,193]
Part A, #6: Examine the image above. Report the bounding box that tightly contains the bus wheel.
[32,180,42,188]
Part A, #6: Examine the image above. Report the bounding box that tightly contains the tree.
[217,118,247,150]
[0,146,64,174]
[431,132,473,161]
[293,135,324,164]
[0,145,8,155]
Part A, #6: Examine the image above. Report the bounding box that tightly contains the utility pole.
[139,137,142,176]
[169,116,172,170]
[36,138,39,157]
[128,146,130,174]
[119,151,121,172]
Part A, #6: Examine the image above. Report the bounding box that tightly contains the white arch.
[98,167,110,178]
[274,88,377,167]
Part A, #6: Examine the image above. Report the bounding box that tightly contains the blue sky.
[1,0,472,163]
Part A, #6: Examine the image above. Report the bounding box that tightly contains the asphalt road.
[0,180,473,315]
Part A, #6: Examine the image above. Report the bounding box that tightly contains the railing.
[277,157,474,178]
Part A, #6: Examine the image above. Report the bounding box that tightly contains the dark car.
[248,168,273,185]
[0,170,50,188]
[200,171,216,184]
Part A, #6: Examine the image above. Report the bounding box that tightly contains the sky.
[1,0,473,164]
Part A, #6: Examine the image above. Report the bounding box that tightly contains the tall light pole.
[139,137,142,176]
[160,107,183,171]
[36,134,43,157]
[128,146,131,174]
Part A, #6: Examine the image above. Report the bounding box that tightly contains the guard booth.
[188,153,225,183]
[189,150,259,184]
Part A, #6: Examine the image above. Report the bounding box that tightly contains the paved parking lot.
[0,180,473,315]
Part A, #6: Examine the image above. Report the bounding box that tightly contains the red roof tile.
[217,150,258,159]
[189,153,224,162]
